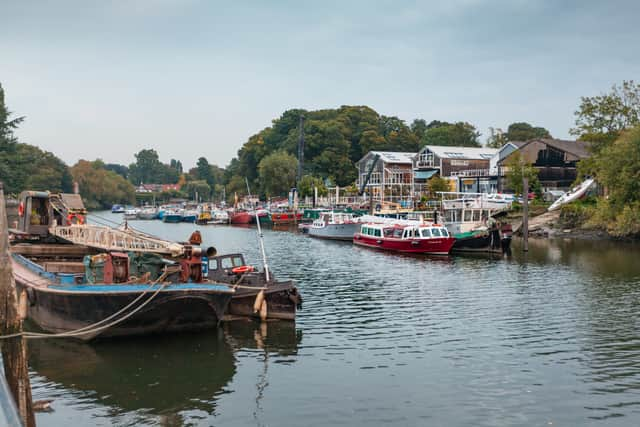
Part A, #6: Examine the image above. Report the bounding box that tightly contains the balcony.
[450,169,490,178]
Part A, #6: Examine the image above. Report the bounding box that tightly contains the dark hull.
[452,232,512,254]
[227,280,299,321]
[13,266,233,341]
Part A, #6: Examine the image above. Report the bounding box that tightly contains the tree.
[410,119,428,140]
[71,160,135,209]
[505,152,540,195]
[128,149,179,184]
[420,122,481,147]
[182,180,211,202]
[195,157,215,186]
[298,175,328,197]
[486,127,507,148]
[504,122,551,142]
[104,163,129,179]
[571,80,640,152]
[426,175,450,199]
[258,150,298,197]
[0,83,24,148]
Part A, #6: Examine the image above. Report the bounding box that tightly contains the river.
[27,213,640,426]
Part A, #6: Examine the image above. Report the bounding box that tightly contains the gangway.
[49,224,185,257]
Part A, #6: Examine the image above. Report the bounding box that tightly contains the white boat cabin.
[312,212,358,228]
[359,223,450,239]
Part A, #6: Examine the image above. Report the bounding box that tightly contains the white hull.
[548,178,595,211]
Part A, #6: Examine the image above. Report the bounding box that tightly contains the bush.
[559,204,594,229]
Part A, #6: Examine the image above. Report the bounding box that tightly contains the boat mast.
[245,178,270,282]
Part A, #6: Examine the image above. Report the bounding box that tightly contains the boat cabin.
[359,223,450,240]
[16,191,87,238]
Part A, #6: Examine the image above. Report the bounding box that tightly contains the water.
[27,213,640,426]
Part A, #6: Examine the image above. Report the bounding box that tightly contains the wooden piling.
[0,183,36,427]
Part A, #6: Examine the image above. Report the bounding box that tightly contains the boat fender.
[18,201,25,217]
[253,290,265,313]
[18,290,28,320]
[259,299,268,321]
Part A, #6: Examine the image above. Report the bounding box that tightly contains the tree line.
[4,79,640,235]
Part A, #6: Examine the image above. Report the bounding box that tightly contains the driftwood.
[1,183,36,427]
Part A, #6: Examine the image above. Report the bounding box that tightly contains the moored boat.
[162,209,183,223]
[271,210,302,225]
[9,191,233,340]
[111,204,125,213]
[308,211,361,241]
[230,210,252,224]
[353,222,455,255]
[207,253,301,321]
[123,207,140,220]
[137,206,158,220]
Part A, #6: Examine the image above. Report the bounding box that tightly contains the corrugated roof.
[420,145,499,160]
[507,138,591,158]
[369,151,416,164]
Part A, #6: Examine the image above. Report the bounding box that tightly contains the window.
[208,260,219,270]
[464,210,473,222]
[431,228,441,237]
[375,228,382,237]
[419,152,435,166]
[472,210,481,222]
[450,159,469,166]
[420,228,431,238]
[393,228,403,238]
[441,228,449,237]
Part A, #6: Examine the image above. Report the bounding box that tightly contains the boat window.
[375,228,382,237]
[431,228,442,237]
[208,260,219,270]
[473,210,481,222]
[221,258,235,269]
[232,256,244,267]
[440,228,449,237]
[393,228,403,238]
[384,228,394,237]
[464,210,472,222]
[420,228,431,238]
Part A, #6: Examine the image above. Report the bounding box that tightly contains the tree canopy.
[571,80,640,153]
[128,149,180,185]
[71,160,135,209]
[504,122,551,142]
[420,121,481,147]
[258,150,298,197]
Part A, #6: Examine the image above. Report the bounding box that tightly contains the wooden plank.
[43,262,86,273]
[11,243,93,256]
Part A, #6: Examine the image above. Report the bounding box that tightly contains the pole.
[245,179,270,282]
[297,115,305,185]
[0,183,36,427]
[522,176,529,252]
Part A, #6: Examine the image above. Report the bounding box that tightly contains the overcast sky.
[2,0,638,169]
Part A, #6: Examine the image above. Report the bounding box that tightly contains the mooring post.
[522,176,529,252]
[0,183,36,427]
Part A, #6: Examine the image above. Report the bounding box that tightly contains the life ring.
[18,202,24,217]
[67,213,85,225]
[232,265,254,274]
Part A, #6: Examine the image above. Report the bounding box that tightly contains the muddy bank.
[509,209,616,241]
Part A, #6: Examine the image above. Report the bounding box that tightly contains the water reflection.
[29,321,301,426]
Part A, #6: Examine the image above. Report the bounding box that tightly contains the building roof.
[506,138,591,159]
[367,151,416,164]
[420,145,498,160]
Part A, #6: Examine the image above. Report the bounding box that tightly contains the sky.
[1,0,639,170]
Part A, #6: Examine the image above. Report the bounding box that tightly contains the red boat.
[271,211,302,225]
[353,222,455,255]
[230,210,252,224]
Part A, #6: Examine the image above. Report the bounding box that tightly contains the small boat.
[207,253,301,321]
[181,209,198,223]
[230,210,253,224]
[111,204,125,213]
[9,191,233,340]
[251,208,271,225]
[210,209,230,224]
[548,178,595,211]
[162,209,183,223]
[307,211,361,241]
[271,210,302,225]
[123,207,140,220]
[353,222,455,255]
[137,206,158,220]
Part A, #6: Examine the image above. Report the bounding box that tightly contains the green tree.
[505,152,540,196]
[298,175,328,197]
[0,83,24,147]
[71,160,135,209]
[258,150,298,197]
[182,180,211,201]
[571,80,640,153]
[421,122,481,147]
[410,119,428,140]
[504,122,551,142]
[486,127,507,148]
[426,175,450,199]
[104,163,129,179]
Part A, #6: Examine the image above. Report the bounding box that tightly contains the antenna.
[245,178,270,282]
